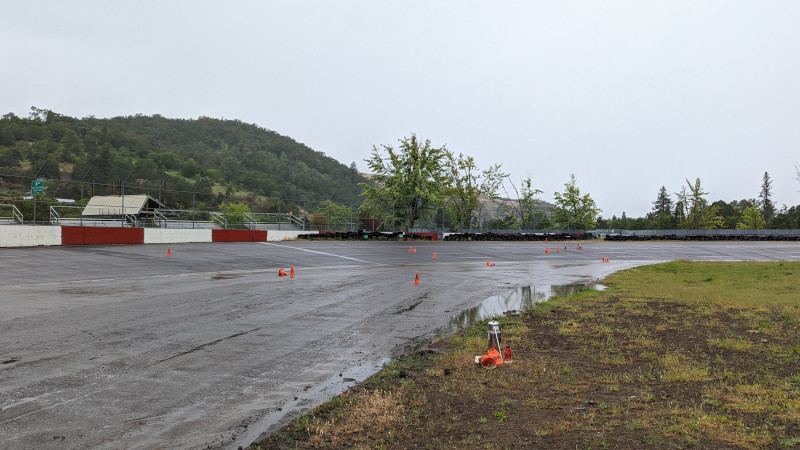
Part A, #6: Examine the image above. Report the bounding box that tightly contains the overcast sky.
[3,1,799,217]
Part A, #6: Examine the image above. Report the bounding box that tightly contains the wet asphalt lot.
[2,240,800,449]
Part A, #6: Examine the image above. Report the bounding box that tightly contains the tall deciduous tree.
[311,200,353,230]
[737,205,766,229]
[444,152,507,229]
[359,134,448,230]
[551,174,600,230]
[506,175,544,230]
[758,172,775,224]
[675,178,723,229]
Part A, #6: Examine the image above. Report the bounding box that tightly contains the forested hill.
[0,108,364,210]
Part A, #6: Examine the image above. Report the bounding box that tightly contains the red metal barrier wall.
[62,227,144,245]
[61,226,86,245]
[211,230,268,242]
[85,227,144,245]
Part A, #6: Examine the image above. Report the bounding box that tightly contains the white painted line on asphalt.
[260,242,373,264]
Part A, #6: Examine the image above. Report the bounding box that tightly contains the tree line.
[1,108,797,231]
[599,173,800,230]
[358,134,599,231]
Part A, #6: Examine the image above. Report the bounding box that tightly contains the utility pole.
[31,159,48,226]
[120,170,134,227]
[192,178,204,229]
[79,165,93,226]
[158,174,170,206]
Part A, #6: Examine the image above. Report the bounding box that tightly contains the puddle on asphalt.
[446,283,606,331]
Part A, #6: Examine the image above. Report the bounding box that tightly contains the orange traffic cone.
[577,245,583,250]
[290,265,295,278]
[545,238,548,243]
[166,248,171,257]
[556,247,559,253]
[433,252,437,259]
[279,268,289,276]
[546,248,550,254]
[414,271,421,285]
[486,260,491,267]
[409,245,413,252]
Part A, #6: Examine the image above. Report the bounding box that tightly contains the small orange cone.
[487,260,491,267]
[545,238,548,243]
[409,245,413,252]
[166,248,171,257]
[414,271,421,284]
[556,247,560,253]
[433,252,437,259]
[290,265,295,278]
[546,248,550,254]
[577,245,583,250]
[279,268,289,276]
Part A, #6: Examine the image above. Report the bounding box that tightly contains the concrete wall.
[144,229,212,244]
[0,225,62,247]
[0,225,273,247]
[267,230,317,241]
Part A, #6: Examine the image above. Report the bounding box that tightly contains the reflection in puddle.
[447,284,604,331]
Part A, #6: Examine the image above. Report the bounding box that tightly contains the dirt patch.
[252,287,800,449]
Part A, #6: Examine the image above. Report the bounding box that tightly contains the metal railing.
[50,206,60,225]
[154,209,168,228]
[0,204,23,224]
[211,212,227,229]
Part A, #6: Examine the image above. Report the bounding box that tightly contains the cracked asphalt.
[1,240,799,449]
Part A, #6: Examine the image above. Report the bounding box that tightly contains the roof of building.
[82,195,165,216]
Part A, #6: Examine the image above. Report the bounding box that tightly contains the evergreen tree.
[649,185,675,228]
[758,172,775,224]
[652,186,673,216]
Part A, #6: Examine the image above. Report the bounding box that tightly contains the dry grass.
[307,389,409,448]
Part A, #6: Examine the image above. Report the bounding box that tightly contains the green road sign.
[31,178,44,194]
